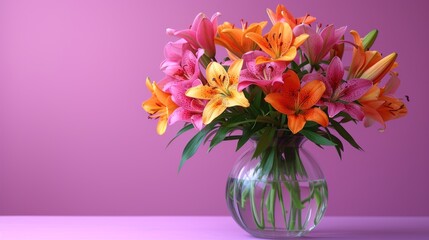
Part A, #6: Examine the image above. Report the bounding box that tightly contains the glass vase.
[226,134,328,238]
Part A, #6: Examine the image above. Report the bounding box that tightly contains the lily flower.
[265,70,328,134]
[167,12,220,58]
[246,22,309,64]
[215,20,267,60]
[186,60,250,124]
[348,30,398,84]
[302,57,372,120]
[161,41,202,80]
[237,51,287,93]
[169,79,206,130]
[359,73,407,128]
[142,78,178,135]
[293,24,347,66]
[266,4,316,28]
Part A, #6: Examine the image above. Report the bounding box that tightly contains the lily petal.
[206,62,229,88]
[167,29,199,50]
[202,96,227,124]
[383,72,400,95]
[287,114,306,134]
[344,103,365,121]
[157,116,168,135]
[359,85,381,102]
[360,52,397,84]
[348,30,366,79]
[304,108,329,127]
[338,78,373,102]
[197,18,216,57]
[191,114,204,130]
[223,88,250,108]
[281,70,301,97]
[227,59,243,85]
[327,56,344,89]
[264,93,295,115]
[276,47,297,61]
[362,104,385,128]
[293,24,322,64]
[186,85,217,100]
[325,102,346,118]
[246,32,276,58]
[299,80,326,110]
[302,72,331,98]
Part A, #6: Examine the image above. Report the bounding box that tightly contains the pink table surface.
[0,216,428,239]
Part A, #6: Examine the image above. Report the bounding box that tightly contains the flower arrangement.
[143,4,407,165]
[142,3,407,236]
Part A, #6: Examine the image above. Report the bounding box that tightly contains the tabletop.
[0,216,428,239]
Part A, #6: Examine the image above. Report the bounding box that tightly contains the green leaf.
[300,129,336,146]
[252,127,276,158]
[223,136,241,141]
[262,150,275,176]
[166,124,194,147]
[304,121,319,128]
[329,133,344,159]
[179,122,216,171]
[203,128,219,145]
[237,130,253,151]
[253,87,263,109]
[324,127,344,159]
[256,115,280,126]
[294,149,308,178]
[209,126,232,151]
[330,120,363,150]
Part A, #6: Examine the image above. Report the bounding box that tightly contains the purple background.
[0,0,428,216]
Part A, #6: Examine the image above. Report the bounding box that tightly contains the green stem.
[250,181,266,229]
[266,185,276,228]
[275,154,288,228]
[276,181,288,228]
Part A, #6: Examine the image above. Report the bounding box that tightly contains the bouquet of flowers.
[142,3,407,236]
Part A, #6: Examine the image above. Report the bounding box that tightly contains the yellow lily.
[349,30,398,84]
[142,78,178,135]
[185,60,250,124]
[215,21,267,60]
[246,22,309,64]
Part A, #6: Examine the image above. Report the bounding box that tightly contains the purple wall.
[0,0,428,216]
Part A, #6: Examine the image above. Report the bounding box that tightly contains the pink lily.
[293,24,346,65]
[160,41,204,90]
[169,79,206,130]
[238,51,287,93]
[166,12,220,58]
[302,57,372,120]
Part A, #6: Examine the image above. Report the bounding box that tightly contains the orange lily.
[246,22,309,64]
[265,70,328,134]
[266,4,316,28]
[348,30,398,84]
[359,73,407,128]
[142,78,178,135]
[215,21,267,60]
[185,60,250,124]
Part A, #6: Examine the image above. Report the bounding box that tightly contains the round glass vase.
[226,134,328,238]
